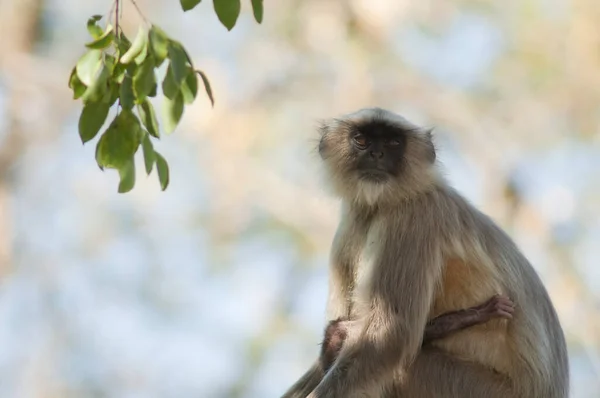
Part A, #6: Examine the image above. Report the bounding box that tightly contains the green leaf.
[68,67,87,99]
[133,56,156,103]
[118,110,143,149]
[213,0,241,31]
[134,42,148,65]
[100,80,116,105]
[118,158,136,193]
[167,43,189,86]
[87,15,103,38]
[85,25,115,49]
[81,62,110,103]
[104,54,117,73]
[162,64,178,99]
[120,74,135,110]
[138,99,160,138]
[95,110,142,170]
[148,82,158,97]
[155,152,170,190]
[106,81,120,105]
[126,62,138,76]
[162,91,184,134]
[141,133,156,174]
[78,102,110,143]
[181,0,202,11]
[196,70,215,106]
[117,33,132,55]
[120,27,148,64]
[251,0,263,23]
[95,136,105,170]
[180,70,198,104]
[113,62,127,83]
[181,46,195,69]
[76,49,102,86]
[148,25,169,66]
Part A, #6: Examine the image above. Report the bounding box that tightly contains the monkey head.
[317,107,439,205]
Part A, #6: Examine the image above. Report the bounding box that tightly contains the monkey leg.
[387,295,517,397]
[388,346,513,398]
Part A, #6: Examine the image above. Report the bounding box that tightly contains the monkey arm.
[282,210,365,398]
[325,207,366,321]
[308,220,443,398]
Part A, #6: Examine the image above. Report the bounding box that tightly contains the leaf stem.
[129,0,150,25]
[107,1,117,24]
[115,0,120,34]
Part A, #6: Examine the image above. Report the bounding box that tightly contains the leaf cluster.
[181,0,263,30]
[69,0,264,193]
[69,17,214,192]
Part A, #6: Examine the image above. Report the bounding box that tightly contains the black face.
[350,120,407,182]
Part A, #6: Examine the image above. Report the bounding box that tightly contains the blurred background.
[0,0,599,397]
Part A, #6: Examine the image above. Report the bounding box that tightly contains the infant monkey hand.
[319,318,348,372]
[472,294,516,322]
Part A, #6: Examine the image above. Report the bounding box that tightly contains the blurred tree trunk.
[0,0,45,276]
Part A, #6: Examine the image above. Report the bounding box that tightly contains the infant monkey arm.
[423,294,515,343]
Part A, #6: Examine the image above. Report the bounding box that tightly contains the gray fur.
[283,107,569,398]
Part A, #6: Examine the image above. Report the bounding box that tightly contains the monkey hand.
[472,294,515,322]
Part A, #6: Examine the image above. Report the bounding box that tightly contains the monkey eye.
[387,138,401,146]
[353,134,369,148]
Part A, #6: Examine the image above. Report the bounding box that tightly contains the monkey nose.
[370,151,384,159]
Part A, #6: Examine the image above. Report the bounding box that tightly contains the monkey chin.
[356,176,390,206]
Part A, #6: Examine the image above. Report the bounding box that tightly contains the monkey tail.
[281,361,324,398]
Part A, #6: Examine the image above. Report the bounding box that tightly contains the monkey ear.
[317,120,330,136]
[425,128,436,163]
[317,120,330,159]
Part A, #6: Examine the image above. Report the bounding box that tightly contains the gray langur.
[282,108,569,398]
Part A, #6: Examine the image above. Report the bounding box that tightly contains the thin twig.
[115,0,120,34]
[115,0,122,115]
[107,0,117,27]
[119,0,124,25]
[129,0,150,25]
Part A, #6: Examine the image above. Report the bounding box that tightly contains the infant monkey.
[320,294,515,372]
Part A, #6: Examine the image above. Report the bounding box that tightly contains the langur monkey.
[282,108,569,398]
